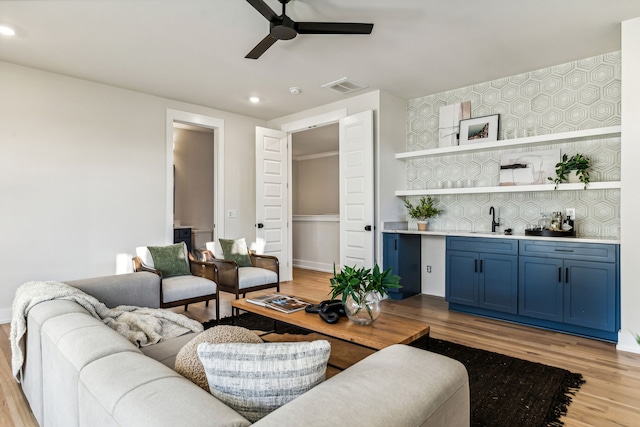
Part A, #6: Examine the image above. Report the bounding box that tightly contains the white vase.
[567,170,581,183]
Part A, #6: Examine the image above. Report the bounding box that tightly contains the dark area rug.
[203,313,585,427]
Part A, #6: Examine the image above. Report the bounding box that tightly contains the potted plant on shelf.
[329,264,401,325]
[404,195,442,231]
[548,153,590,189]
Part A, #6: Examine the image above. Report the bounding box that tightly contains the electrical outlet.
[426,265,432,273]
[227,209,238,218]
[565,208,576,220]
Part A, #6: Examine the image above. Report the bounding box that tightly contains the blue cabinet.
[446,237,518,314]
[519,240,618,334]
[383,233,421,300]
[446,237,620,342]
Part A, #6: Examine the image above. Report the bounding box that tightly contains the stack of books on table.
[246,294,311,314]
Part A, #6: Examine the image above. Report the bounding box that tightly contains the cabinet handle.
[558,267,562,283]
[565,267,569,283]
[554,249,574,252]
[394,239,397,251]
[479,259,483,273]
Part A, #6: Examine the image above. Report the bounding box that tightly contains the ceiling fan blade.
[246,0,278,21]
[245,35,278,59]
[295,22,373,35]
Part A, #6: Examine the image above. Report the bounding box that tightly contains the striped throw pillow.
[197,340,331,422]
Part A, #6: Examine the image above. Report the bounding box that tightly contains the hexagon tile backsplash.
[404,52,621,239]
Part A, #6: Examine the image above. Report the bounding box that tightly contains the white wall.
[619,17,640,353]
[293,155,339,215]
[0,61,265,321]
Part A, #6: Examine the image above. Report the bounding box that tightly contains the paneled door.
[255,127,289,281]
[339,110,374,269]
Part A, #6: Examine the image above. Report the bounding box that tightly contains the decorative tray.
[524,229,576,238]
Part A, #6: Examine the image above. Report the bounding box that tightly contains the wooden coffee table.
[231,297,430,351]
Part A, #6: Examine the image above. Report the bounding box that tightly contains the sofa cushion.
[219,238,252,267]
[148,243,191,278]
[140,332,199,368]
[175,326,263,391]
[197,340,330,422]
[79,351,251,427]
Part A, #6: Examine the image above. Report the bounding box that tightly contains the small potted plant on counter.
[404,195,442,231]
[548,153,590,189]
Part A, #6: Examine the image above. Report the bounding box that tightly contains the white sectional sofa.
[19,272,470,427]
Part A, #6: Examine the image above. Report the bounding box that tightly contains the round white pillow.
[175,325,263,391]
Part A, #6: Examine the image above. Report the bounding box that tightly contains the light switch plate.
[227,209,238,218]
[566,208,576,220]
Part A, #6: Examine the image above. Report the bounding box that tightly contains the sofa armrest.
[65,272,161,309]
[254,344,470,427]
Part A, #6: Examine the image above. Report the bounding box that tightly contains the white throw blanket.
[10,280,204,382]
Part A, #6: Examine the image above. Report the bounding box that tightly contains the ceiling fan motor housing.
[270,15,297,40]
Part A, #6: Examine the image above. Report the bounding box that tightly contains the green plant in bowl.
[548,153,590,189]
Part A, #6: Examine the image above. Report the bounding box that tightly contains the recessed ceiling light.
[289,87,301,95]
[249,96,260,103]
[0,25,16,36]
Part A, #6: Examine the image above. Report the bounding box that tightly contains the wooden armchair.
[132,243,219,319]
[204,240,279,315]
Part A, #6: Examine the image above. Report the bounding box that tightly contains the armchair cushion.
[197,340,330,422]
[219,238,252,267]
[238,267,278,290]
[162,275,216,304]
[147,243,191,278]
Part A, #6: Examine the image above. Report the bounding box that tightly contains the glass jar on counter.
[537,214,551,230]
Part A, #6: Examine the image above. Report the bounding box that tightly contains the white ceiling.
[2,1,640,121]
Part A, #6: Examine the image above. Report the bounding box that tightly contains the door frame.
[165,109,225,245]
[279,109,347,279]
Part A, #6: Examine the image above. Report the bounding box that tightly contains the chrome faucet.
[489,206,500,232]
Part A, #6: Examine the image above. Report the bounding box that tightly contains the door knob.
[364,225,372,231]
[256,223,264,229]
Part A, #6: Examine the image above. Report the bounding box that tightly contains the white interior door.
[339,110,374,269]
[256,127,290,281]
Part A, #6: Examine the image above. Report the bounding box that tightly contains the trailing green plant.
[548,153,590,189]
[404,195,442,221]
[329,264,401,308]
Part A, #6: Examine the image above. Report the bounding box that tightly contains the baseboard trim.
[292,259,334,273]
[0,307,12,324]
[617,330,640,354]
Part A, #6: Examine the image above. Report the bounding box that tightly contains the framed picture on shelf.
[459,114,499,145]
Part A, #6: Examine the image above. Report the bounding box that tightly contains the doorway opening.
[165,109,225,247]
[291,123,340,274]
[173,122,215,251]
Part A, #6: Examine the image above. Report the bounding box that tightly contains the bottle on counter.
[562,215,574,231]
[551,211,563,230]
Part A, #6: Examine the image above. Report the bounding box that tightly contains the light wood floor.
[2,268,640,426]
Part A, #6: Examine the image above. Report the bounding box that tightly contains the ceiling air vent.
[321,77,368,95]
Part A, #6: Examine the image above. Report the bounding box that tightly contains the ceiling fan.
[245,0,374,59]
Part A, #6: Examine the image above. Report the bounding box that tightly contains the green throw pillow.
[219,238,252,267]
[148,243,191,278]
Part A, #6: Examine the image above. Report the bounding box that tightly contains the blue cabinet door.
[383,233,421,299]
[446,250,479,306]
[478,253,518,314]
[564,260,617,332]
[518,256,564,322]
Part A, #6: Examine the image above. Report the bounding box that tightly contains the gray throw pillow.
[197,340,331,422]
[175,326,263,391]
[219,238,252,267]
[147,243,191,278]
